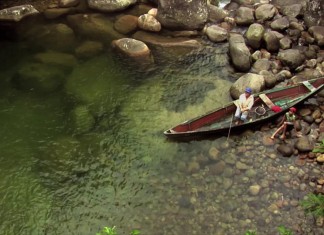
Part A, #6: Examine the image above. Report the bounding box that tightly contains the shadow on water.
[0,11,322,235]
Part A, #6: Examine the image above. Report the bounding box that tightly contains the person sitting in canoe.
[234,87,254,125]
[270,107,297,140]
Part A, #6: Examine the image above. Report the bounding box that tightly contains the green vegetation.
[312,139,324,153]
[277,225,293,235]
[96,226,141,235]
[245,230,257,235]
[300,193,324,218]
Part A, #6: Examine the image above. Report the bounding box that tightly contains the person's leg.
[234,107,241,119]
[280,123,288,139]
[234,107,241,124]
[241,111,249,122]
[271,124,284,139]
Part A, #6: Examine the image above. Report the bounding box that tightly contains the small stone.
[249,185,261,195]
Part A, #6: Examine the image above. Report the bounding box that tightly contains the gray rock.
[278,49,306,70]
[230,73,265,99]
[208,4,228,22]
[309,26,324,46]
[138,14,161,32]
[279,37,292,49]
[263,31,280,52]
[156,0,208,30]
[277,144,294,157]
[280,4,303,18]
[259,70,277,88]
[255,4,276,22]
[295,137,313,152]
[235,7,254,26]
[0,5,39,22]
[270,17,290,31]
[228,33,251,72]
[205,25,228,42]
[88,0,137,12]
[246,23,265,49]
[252,59,272,73]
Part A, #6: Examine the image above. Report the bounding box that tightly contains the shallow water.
[0,14,322,235]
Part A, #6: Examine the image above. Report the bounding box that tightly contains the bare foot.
[279,135,285,140]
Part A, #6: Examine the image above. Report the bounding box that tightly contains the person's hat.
[289,107,297,113]
[245,87,252,93]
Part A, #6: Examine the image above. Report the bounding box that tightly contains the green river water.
[0,13,322,235]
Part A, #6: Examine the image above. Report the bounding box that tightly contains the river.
[0,6,322,235]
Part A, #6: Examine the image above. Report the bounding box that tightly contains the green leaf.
[131,229,141,235]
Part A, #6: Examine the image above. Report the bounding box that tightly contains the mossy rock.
[12,62,65,93]
[68,105,95,135]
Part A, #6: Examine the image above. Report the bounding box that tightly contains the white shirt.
[239,93,254,110]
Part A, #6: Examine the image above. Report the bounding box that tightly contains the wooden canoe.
[164,77,324,141]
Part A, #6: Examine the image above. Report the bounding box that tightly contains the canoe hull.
[164,77,324,141]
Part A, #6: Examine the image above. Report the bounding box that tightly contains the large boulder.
[208,4,228,23]
[132,31,202,61]
[245,23,265,49]
[156,0,208,30]
[229,73,265,99]
[66,14,124,43]
[228,33,251,72]
[87,0,137,12]
[278,49,306,70]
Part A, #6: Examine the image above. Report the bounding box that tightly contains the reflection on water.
[0,14,321,235]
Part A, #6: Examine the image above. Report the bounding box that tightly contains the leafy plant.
[96,226,141,235]
[96,226,117,235]
[130,230,141,235]
[312,139,324,153]
[300,193,324,218]
[245,230,257,235]
[277,225,293,235]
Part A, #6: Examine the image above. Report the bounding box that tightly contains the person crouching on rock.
[270,107,297,140]
[235,87,254,125]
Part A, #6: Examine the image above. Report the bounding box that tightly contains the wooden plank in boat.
[259,94,274,109]
[302,81,316,91]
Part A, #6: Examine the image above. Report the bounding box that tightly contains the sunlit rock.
[270,16,290,31]
[280,4,303,18]
[137,14,161,32]
[0,5,39,22]
[208,4,228,23]
[88,0,137,12]
[147,8,157,17]
[111,38,153,65]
